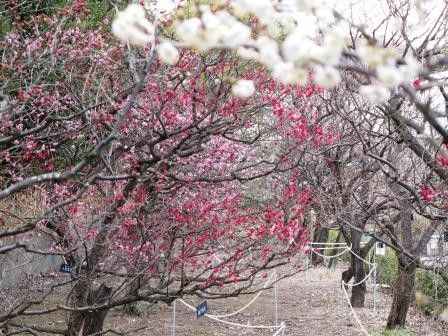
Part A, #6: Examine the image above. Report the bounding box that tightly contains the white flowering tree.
[1,0,448,334]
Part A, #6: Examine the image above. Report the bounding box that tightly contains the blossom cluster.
[111,1,425,103]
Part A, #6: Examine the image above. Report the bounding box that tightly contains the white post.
[373,252,377,315]
[434,265,438,301]
[274,272,279,326]
[172,300,176,336]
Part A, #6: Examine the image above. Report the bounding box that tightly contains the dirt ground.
[98,266,446,336]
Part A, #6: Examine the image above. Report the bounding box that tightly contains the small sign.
[196,301,208,319]
[375,242,386,256]
[444,231,448,242]
[60,263,72,274]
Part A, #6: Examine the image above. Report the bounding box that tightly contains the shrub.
[415,268,448,312]
[371,328,414,336]
[375,250,398,286]
[375,250,448,313]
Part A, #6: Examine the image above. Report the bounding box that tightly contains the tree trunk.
[386,259,416,328]
[350,254,366,308]
[124,276,142,315]
[328,230,343,269]
[347,229,367,308]
[342,263,354,289]
[311,226,329,266]
[67,282,113,336]
[341,253,366,307]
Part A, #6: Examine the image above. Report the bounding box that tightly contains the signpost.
[375,242,386,256]
[196,301,208,319]
[60,263,72,274]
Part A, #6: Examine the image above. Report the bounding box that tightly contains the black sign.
[444,231,448,242]
[60,263,72,274]
[377,242,384,248]
[196,301,208,319]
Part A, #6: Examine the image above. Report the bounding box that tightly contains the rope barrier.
[310,246,351,259]
[177,299,283,330]
[341,280,371,336]
[309,246,349,250]
[206,271,276,318]
[174,240,376,336]
[272,322,286,336]
[306,241,376,335]
[308,242,348,245]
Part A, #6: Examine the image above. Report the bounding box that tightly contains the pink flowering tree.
[0,3,339,334]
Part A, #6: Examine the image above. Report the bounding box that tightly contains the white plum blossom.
[231,0,274,20]
[257,37,282,66]
[282,35,319,65]
[313,65,341,88]
[440,308,448,322]
[273,62,308,85]
[357,42,399,69]
[399,56,421,82]
[157,41,179,64]
[237,46,259,60]
[232,79,255,98]
[167,0,425,99]
[360,84,390,104]
[175,17,203,48]
[377,65,403,88]
[112,4,155,47]
[144,0,187,18]
[176,9,251,51]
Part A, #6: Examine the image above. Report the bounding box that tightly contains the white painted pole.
[172,300,176,336]
[274,272,279,326]
[373,252,377,315]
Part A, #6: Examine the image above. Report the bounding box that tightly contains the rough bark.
[386,180,416,328]
[348,229,367,307]
[328,230,344,269]
[386,259,416,328]
[124,276,142,315]
[311,226,329,266]
[341,252,367,307]
[67,282,113,336]
[350,254,366,307]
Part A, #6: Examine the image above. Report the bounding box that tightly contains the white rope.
[339,244,378,336]
[207,271,276,318]
[308,246,348,251]
[310,247,351,259]
[341,280,371,336]
[308,242,347,245]
[272,322,286,336]
[177,299,282,330]
[344,264,377,287]
[349,248,376,266]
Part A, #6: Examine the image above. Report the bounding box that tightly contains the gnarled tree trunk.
[341,229,367,308]
[311,226,329,266]
[386,258,416,328]
[341,250,367,308]
[350,253,366,307]
[67,281,113,336]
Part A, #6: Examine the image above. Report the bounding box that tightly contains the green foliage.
[327,229,340,244]
[375,250,398,286]
[0,0,116,38]
[79,1,114,31]
[376,250,448,313]
[371,328,414,336]
[415,268,448,312]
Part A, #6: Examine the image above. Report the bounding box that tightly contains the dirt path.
[105,266,445,335]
